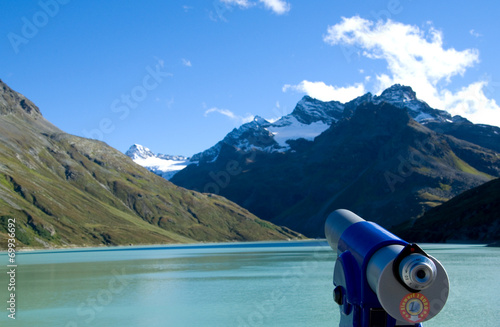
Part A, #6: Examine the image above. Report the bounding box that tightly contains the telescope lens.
[399,254,437,291]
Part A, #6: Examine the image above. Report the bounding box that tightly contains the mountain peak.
[0,79,41,116]
[125,144,155,160]
[291,95,344,125]
[378,84,417,102]
[369,84,453,123]
[253,115,269,125]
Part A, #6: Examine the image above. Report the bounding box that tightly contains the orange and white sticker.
[399,293,430,323]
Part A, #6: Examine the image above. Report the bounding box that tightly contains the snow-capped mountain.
[133,84,500,180]
[126,144,155,160]
[126,144,192,180]
[266,96,345,149]
[191,97,346,162]
[370,84,453,123]
[171,84,500,237]
[191,84,463,163]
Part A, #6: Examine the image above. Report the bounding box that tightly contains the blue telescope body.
[325,209,449,327]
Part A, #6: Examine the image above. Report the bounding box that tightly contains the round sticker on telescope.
[399,293,430,323]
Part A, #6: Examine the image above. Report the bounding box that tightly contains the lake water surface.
[1,241,499,326]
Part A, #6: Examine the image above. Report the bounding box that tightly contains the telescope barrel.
[325,209,365,251]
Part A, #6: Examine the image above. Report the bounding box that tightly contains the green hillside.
[0,80,302,249]
[396,178,500,243]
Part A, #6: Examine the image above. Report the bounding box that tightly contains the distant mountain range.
[0,80,302,249]
[157,84,500,238]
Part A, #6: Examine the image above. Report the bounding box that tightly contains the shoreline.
[1,238,496,255]
[0,238,325,254]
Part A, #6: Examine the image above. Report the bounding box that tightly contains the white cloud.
[317,16,500,127]
[181,58,192,67]
[204,107,254,124]
[283,81,366,103]
[442,80,500,125]
[258,0,290,15]
[219,0,290,15]
[324,17,479,92]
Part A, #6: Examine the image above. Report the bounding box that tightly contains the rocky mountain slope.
[0,80,301,249]
[171,85,500,237]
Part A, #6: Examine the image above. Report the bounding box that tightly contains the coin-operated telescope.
[325,209,449,327]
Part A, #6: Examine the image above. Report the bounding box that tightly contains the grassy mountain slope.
[0,80,302,249]
[272,102,498,234]
[395,178,500,243]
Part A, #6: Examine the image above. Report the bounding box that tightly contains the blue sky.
[2,0,500,156]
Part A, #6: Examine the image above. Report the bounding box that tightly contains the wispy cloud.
[263,100,287,123]
[286,16,500,126]
[220,0,253,8]
[283,81,365,102]
[469,29,482,38]
[181,58,192,67]
[155,97,175,109]
[219,0,290,15]
[154,56,165,68]
[204,107,254,124]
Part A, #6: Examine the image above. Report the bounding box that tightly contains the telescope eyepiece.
[399,254,437,291]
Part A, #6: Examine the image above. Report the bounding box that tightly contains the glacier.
[126,144,192,180]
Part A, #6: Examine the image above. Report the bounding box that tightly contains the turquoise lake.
[1,241,499,326]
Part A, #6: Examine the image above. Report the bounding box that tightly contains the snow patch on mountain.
[267,116,330,148]
[126,144,192,180]
[133,156,190,180]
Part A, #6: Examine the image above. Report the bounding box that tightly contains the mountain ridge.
[170,84,500,237]
[135,84,491,179]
